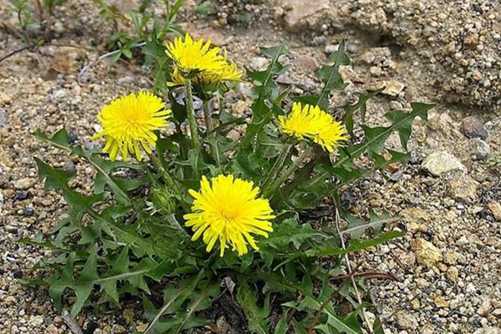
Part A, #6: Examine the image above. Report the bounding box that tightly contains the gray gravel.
[1,0,500,333]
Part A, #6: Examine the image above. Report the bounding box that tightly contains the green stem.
[266,148,309,199]
[166,213,188,236]
[185,78,201,152]
[261,143,293,195]
[203,99,222,168]
[149,153,180,195]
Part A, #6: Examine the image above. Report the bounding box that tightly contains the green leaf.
[304,102,433,188]
[309,231,402,257]
[263,218,324,250]
[34,128,72,151]
[384,102,432,150]
[316,40,350,109]
[35,158,75,190]
[274,312,289,334]
[320,308,360,334]
[343,92,376,135]
[236,279,270,334]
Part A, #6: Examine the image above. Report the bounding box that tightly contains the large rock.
[422,151,466,176]
[276,0,331,32]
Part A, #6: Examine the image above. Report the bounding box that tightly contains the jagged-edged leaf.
[101,246,129,303]
[308,231,402,257]
[262,218,324,250]
[100,221,156,257]
[34,128,72,151]
[239,45,287,153]
[384,102,433,149]
[254,272,301,294]
[274,312,289,334]
[317,308,360,334]
[35,158,75,190]
[301,102,432,189]
[236,279,270,334]
[343,91,377,134]
[145,272,207,333]
[361,126,391,154]
[316,40,350,109]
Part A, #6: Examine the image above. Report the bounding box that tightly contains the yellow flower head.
[184,175,274,257]
[279,102,349,153]
[166,33,242,85]
[93,92,171,161]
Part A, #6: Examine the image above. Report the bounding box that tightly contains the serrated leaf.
[35,158,75,190]
[262,218,324,250]
[384,102,432,149]
[316,40,350,109]
[362,126,391,154]
[236,280,270,334]
[34,128,72,151]
[320,308,360,334]
[309,231,402,257]
[274,312,289,334]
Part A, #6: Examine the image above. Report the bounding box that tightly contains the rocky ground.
[0,0,500,333]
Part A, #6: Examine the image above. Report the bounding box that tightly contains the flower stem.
[149,152,180,195]
[265,148,309,199]
[185,78,201,152]
[261,143,293,196]
[203,99,222,168]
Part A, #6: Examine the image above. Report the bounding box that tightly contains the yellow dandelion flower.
[166,33,242,85]
[279,102,349,153]
[93,92,171,161]
[184,175,275,257]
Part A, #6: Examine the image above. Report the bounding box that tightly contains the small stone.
[395,311,418,329]
[295,54,318,71]
[46,325,58,334]
[23,207,35,216]
[382,80,405,96]
[469,138,490,160]
[0,91,12,105]
[29,315,44,327]
[231,100,249,114]
[136,323,148,332]
[487,202,501,221]
[5,225,17,234]
[14,191,29,201]
[324,44,338,54]
[14,177,36,190]
[461,116,488,139]
[478,298,492,317]
[401,207,430,232]
[0,108,6,127]
[448,173,479,201]
[250,56,269,71]
[5,296,16,305]
[443,251,459,265]
[112,324,127,333]
[422,151,466,176]
[447,266,459,282]
[434,295,449,308]
[412,238,442,269]
[369,66,382,76]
